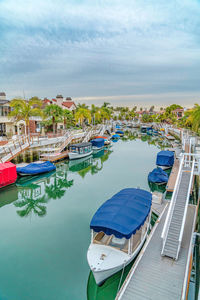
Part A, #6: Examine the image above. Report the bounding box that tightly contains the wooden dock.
[166,158,179,192]
[40,151,69,162]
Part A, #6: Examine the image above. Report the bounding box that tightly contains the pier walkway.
[116,204,197,300]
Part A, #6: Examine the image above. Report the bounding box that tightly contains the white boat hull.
[92,146,104,153]
[68,150,93,160]
[87,229,148,286]
[157,165,172,170]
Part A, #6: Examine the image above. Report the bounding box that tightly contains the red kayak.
[0,162,17,188]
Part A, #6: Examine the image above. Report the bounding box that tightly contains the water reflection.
[124,129,173,149]
[12,148,113,218]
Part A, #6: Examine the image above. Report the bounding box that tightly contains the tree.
[189,104,200,132]
[77,103,89,109]
[9,97,42,134]
[149,106,155,112]
[62,110,74,129]
[44,104,63,134]
[102,102,110,108]
[75,108,91,127]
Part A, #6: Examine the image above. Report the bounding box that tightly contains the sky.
[0,0,200,108]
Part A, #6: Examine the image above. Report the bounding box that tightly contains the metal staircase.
[0,135,32,163]
[56,131,73,153]
[161,154,195,260]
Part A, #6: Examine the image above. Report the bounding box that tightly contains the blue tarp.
[115,130,124,135]
[156,150,174,167]
[90,188,152,239]
[112,134,120,139]
[148,167,168,184]
[17,161,56,175]
[116,125,121,129]
[91,138,105,148]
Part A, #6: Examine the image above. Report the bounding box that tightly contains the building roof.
[0,92,6,96]
[62,101,76,109]
[0,100,10,105]
[56,95,63,98]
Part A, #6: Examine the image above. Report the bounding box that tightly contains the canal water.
[0,134,164,300]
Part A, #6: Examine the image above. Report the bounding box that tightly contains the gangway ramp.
[116,204,197,300]
[161,155,195,260]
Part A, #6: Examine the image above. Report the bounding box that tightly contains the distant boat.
[90,138,105,152]
[148,167,169,185]
[156,150,174,169]
[68,142,93,160]
[94,136,111,145]
[0,162,17,188]
[17,161,56,176]
[111,134,120,139]
[87,188,152,285]
[115,130,124,137]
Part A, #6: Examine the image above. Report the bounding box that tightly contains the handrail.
[161,155,184,240]
[177,159,195,259]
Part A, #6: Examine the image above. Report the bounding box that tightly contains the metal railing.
[176,159,195,259]
[161,155,184,243]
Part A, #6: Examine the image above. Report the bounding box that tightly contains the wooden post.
[3,147,7,155]
[9,147,13,157]
[13,140,16,150]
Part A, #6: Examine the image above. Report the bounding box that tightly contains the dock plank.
[166,158,179,192]
[116,205,196,300]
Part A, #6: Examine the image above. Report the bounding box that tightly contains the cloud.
[0,0,200,105]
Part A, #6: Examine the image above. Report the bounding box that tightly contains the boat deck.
[116,204,196,300]
[40,151,69,162]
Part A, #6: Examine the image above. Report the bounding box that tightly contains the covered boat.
[0,162,17,188]
[111,134,120,139]
[87,188,152,285]
[68,142,93,160]
[148,167,168,185]
[156,150,174,169]
[17,161,56,176]
[94,136,111,145]
[90,138,105,152]
[115,130,124,136]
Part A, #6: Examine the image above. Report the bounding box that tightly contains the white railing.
[0,135,32,163]
[176,159,195,259]
[161,155,184,243]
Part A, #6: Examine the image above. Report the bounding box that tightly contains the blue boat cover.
[156,150,174,167]
[115,130,124,135]
[148,167,168,183]
[91,138,105,148]
[90,188,152,239]
[17,161,56,175]
[112,134,120,139]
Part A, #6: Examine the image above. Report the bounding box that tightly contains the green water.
[0,137,161,300]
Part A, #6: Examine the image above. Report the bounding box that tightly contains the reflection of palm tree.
[14,195,47,217]
[45,175,74,200]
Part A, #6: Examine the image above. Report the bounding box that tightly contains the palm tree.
[9,97,42,134]
[75,108,92,127]
[190,104,200,132]
[44,104,63,133]
[62,110,74,129]
[77,103,89,109]
[102,102,110,108]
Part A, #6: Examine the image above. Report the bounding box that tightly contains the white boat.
[68,142,93,160]
[87,188,152,285]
